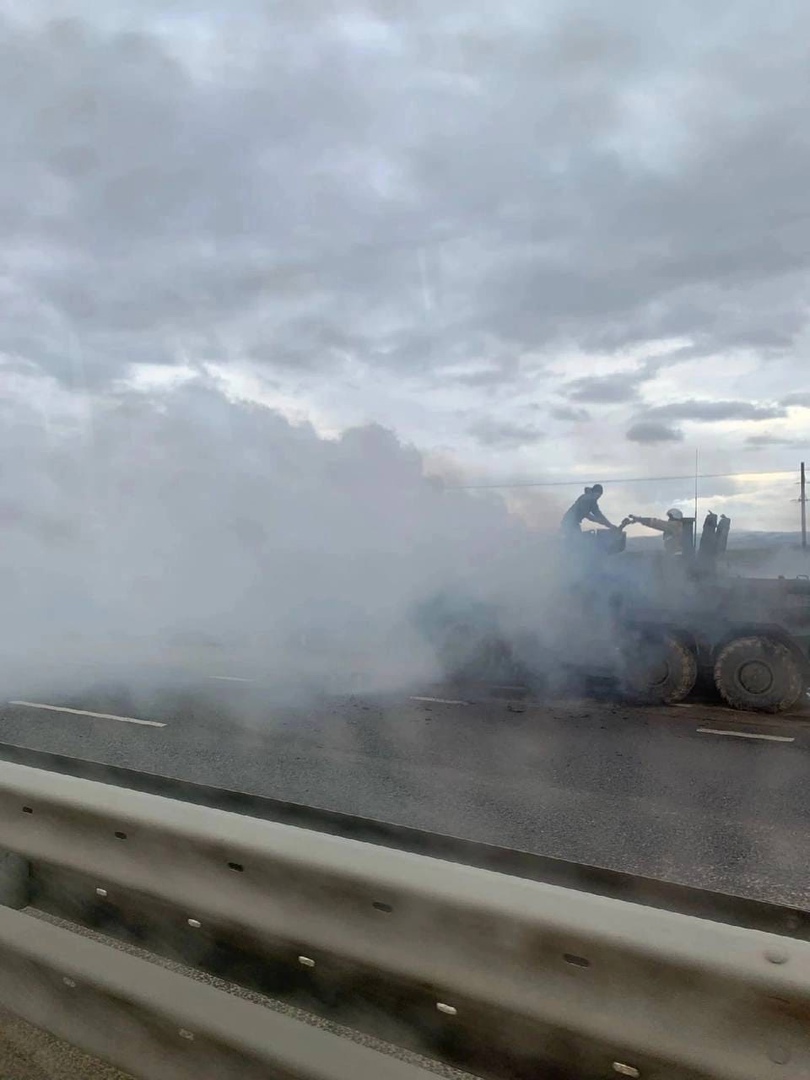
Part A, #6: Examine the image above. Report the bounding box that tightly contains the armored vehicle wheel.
[713,635,804,713]
[621,632,697,705]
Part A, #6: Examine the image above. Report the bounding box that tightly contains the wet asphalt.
[0,673,808,910]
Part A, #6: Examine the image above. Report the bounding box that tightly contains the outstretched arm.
[631,516,668,533]
[586,507,616,529]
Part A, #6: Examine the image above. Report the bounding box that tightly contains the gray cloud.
[564,372,645,404]
[1,1,810,397]
[468,418,545,448]
[626,421,684,443]
[561,350,684,406]
[746,433,808,448]
[782,392,810,408]
[641,400,786,423]
[551,404,591,421]
[446,359,522,389]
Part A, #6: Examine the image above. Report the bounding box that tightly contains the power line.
[447,469,795,490]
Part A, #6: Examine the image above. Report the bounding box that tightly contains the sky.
[1,0,809,536]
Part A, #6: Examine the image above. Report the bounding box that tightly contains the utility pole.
[801,461,807,550]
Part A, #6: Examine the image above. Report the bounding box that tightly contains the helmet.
[589,483,604,496]
[667,507,684,520]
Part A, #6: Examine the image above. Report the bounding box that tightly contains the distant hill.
[625,529,809,576]
[625,529,804,551]
[726,530,806,550]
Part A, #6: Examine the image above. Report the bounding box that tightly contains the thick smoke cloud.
[0,381,550,697]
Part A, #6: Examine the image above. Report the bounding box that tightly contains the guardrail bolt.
[187,918,202,929]
[95,888,108,898]
[298,956,316,968]
[765,948,788,965]
[563,953,591,968]
[612,1064,640,1078]
[436,1002,457,1016]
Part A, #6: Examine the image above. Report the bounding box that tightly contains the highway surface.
[0,672,808,911]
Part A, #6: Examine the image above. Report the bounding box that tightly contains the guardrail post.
[0,851,29,909]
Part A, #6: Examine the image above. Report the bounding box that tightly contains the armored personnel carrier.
[418,514,810,713]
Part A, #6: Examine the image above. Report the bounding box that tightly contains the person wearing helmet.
[561,484,617,535]
[627,507,686,555]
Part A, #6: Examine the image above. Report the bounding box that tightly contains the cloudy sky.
[2,0,810,530]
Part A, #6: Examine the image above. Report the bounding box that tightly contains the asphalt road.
[0,1002,132,1080]
[0,674,808,911]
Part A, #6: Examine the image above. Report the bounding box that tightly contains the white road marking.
[697,727,794,743]
[410,695,469,706]
[207,675,255,683]
[10,701,166,728]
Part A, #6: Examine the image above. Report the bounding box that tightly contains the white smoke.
[0,375,556,699]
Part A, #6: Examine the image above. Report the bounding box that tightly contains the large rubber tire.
[713,636,804,713]
[620,632,698,705]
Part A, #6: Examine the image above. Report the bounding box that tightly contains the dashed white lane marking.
[207,675,256,683]
[10,701,166,728]
[410,695,469,706]
[697,727,794,743]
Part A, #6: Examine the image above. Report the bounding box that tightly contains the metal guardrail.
[0,905,436,1080]
[1,738,806,939]
[0,759,808,1079]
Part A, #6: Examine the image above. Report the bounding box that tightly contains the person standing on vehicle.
[628,508,686,555]
[560,484,618,535]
